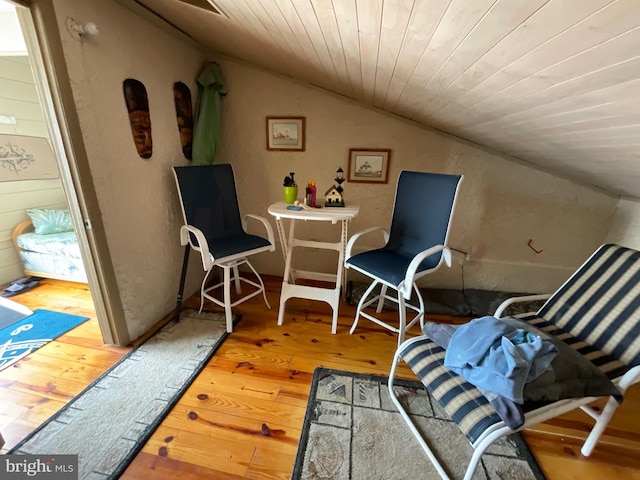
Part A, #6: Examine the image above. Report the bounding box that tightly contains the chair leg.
[401,284,425,332]
[246,259,271,309]
[350,280,379,334]
[397,292,407,347]
[232,265,241,294]
[580,395,620,456]
[390,347,500,480]
[173,246,190,322]
[388,352,450,480]
[414,283,426,329]
[199,268,215,314]
[462,430,506,480]
[223,265,233,333]
[377,285,388,313]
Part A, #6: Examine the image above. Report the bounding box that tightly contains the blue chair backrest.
[385,171,462,262]
[173,164,244,245]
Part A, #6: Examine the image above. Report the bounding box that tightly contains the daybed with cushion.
[12,208,87,283]
[389,243,640,480]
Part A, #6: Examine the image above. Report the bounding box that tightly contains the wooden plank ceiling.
[136,0,640,199]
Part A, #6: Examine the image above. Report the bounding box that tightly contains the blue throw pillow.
[27,208,74,235]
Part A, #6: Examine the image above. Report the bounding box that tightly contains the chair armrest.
[400,245,451,299]
[493,294,552,318]
[180,225,214,271]
[242,214,276,252]
[345,226,390,260]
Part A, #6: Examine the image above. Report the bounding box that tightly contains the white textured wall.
[607,198,640,249]
[52,0,208,340]
[215,58,618,294]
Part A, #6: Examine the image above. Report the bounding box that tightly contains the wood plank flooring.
[1,277,639,479]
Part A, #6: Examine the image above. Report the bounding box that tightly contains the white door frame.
[15,1,129,346]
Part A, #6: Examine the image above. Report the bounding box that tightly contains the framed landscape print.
[266,116,305,151]
[347,148,391,183]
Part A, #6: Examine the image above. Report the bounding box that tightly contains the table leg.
[277,219,297,326]
[340,219,349,300]
[275,217,287,264]
[274,215,351,333]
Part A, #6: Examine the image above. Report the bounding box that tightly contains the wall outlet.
[452,248,471,264]
[454,250,468,265]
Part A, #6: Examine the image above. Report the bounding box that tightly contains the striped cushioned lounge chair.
[388,243,640,480]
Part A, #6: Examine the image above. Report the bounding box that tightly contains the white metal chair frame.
[387,242,640,480]
[388,299,640,480]
[346,232,453,344]
[345,172,463,347]
[178,216,275,332]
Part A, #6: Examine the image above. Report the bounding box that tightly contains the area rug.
[9,309,231,480]
[0,308,89,371]
[293,368,546,480]
[0,296,33,329]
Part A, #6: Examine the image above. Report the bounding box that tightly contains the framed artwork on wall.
[266,116,305,151]
[0,134,59,181]
[347,148,391,183]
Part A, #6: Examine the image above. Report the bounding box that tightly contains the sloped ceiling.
[135,0,640,199]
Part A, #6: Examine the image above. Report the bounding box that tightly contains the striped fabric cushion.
[399,337,502,444]
[524,316,628,380]
[537,244,640,368]
[400,313,629,444]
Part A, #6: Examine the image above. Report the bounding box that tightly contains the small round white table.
[268,202,359,333]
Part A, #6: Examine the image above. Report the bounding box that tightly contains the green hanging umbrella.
[192,62,227,165]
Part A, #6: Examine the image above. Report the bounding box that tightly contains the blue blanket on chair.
[444,316,558,403]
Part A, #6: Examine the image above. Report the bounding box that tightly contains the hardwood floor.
[1,277,639,479]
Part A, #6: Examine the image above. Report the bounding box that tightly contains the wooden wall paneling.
[423,0,616,120]
[354,0,382,104]
[255,0,330,84]
[448,0,640,129]
[214,0,296,75]
[382,0,450,111]
[395,0,495,114]
[307,0,353,96]
[244,0,324,84]
[291,0,346,93]
[331,0,364,101]
[371,0,414,108]
[411,0,551,118]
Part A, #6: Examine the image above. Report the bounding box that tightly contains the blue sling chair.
[345,170,464,347]
[172,164,275,332]
[388,243,640,479]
